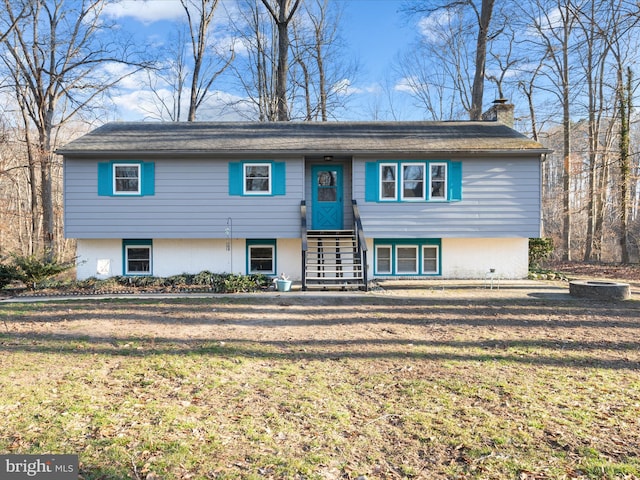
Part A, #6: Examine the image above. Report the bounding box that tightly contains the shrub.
[0,263,18,289]
[10,254,75,290]
[529,238,554,269]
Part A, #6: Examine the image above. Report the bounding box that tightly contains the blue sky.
[101,0,421,121]
[342,0,412,80]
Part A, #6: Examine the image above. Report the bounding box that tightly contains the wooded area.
[0,0,639,264]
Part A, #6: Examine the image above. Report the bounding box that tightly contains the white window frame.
[400,163,426,201]
[422,245,440,274]
[396,245,419,274]
[248,244,275,274]
[243,163,272,195]
[125,245,152,275]
[113,163,141,195]
[429,162,448,201]
[379,163,397,201]
[375,245,393,274]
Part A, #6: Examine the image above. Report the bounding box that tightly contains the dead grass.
[1,289,639,479]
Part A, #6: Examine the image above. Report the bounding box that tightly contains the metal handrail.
[300,200,307,290]
[352,200,368,290]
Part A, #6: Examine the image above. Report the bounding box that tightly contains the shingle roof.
[57,121,550,157]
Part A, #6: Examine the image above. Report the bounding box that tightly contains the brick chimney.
[481,98,514,128]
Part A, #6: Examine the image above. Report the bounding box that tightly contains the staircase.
[303,230,366,290]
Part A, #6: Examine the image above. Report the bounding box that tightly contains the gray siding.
[65,154,541,240]
[64,157,304,239]
[353,156,541,238]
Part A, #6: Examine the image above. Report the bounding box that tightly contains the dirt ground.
[2,263,639,351]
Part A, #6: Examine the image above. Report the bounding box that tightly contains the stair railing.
[352,200,368,291]
[300,200,308,290]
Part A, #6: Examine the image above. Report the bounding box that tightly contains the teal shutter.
[365,162,379,202]
[141,162,155,196]
[98,162,112,196]
[449,161,462,201]
[229,162,242,195]
[272,162,286,195]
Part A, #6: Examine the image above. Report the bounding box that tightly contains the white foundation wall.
[75,238,303,280]
[76,239,122,279]
[364,237,529,280]
[441,238,529,279]
[76,237,526,281]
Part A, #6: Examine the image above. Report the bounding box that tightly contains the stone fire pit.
[569,280,631,301]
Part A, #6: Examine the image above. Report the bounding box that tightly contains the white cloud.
[417,9,456,44]
[102,0,184,23]
[111,85,250,121]
[394,76,420,94]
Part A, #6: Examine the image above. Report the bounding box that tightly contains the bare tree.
[572,0,615,261]
[180,0,235,121]
[260,0,302,121]
[396,8,473,120]
[470,0,495,119]
[0,0,28,45]
[145,29,190,121]
[603,0,640,263]
[520,0,577,261]
[1,0,150,257]
[229,0,278,120]
[291,0,356,121]
[403,0,498,120]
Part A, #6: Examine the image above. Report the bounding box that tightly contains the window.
[244,163,271,194]
[397,246,419,274]
[123,240,152,275]
[366,160,461,203]
[430,163,447,200]
[380,164,397,200]
[402,163,425,200]
[229,161,286,196]
[423,245,439,274]
[316,169,338,201]
[247,240,276,274]
[374,239,441,276]
[375,245,392,274]
[98,161,155,196]
[114,164,140,194]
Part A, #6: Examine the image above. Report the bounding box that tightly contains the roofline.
[57,148,552,158]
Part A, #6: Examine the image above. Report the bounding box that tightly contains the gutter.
[56,148,553,159]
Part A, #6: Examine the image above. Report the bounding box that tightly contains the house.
[58,106,549,289]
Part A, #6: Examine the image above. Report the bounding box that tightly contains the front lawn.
[1,294,639,479]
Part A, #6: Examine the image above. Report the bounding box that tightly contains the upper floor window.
[402,163,425,201]
[114,164,140,195]
[430,163,447,199]
[380,164,397,200]
[98,161,155,197]
[229,161,286,196]
[244,163,271,194]
[371,160,459,203]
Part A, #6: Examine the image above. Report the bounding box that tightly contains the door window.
[317,170,337,202]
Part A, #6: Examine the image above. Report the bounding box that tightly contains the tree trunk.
[314,18,327,121]
[275,17,289,121]
[561,5,572,261]
[593,158,608,261]
[469,0,494,120]
[261,0,301,122]
[619,67,632,263]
